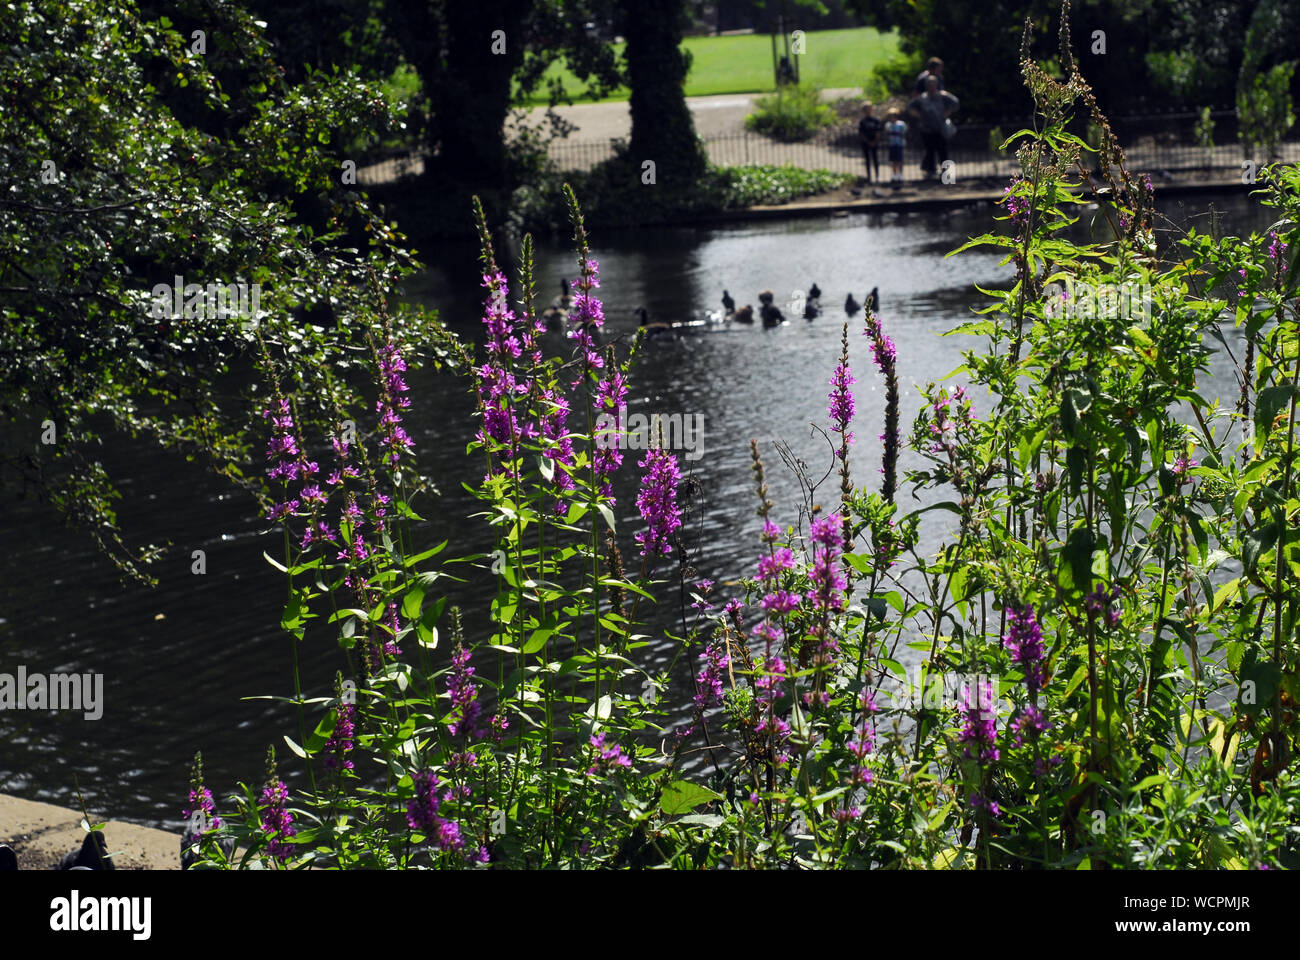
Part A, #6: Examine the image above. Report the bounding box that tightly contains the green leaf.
[660,780,722,816]
[1064,663,1089,698]
[1243,522,1278,575]
[1057,525,1095,596]
[283,735,307,759]
[1060,387,1093,438]
[1255,385,1299,444]
[521,628,551,655]
[1131,774,1167,793]
[402,585,425,621]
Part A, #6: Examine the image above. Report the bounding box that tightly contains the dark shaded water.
[0,191,1272,828]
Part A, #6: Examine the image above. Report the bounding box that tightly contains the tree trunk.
[623,0,707,185]
[387,0,531,189]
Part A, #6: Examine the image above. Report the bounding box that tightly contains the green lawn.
[517,27,901,105]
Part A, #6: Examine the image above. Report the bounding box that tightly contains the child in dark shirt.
[858,103,883,183]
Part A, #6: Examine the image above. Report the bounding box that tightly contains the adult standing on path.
[915,57,945,94]
[908,75,958,180]
[858,103,882,184]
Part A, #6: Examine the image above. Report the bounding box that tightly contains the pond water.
[0,190,1274,829]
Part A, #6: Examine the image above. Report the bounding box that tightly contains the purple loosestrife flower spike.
[863,312,899,503]
[587,732,633,776]
[634,445,682,559]
[958,680,999,764]
[847,688,879,789]
[1003,604,1047,698]
[375,343,414,469]
[258,749,296,864]
[446,642,482,739]
[182,752,221,836]
[958,680,1000,817]
[1268,231,1288,272]
[259,779,295,861]
[406,770,466,855]
[474,269,529,480]
[406,769,442,832]
[754,654,792,765]
[323,700,356,772]
[693,642,728,714]
[1085,586,1122,630]
[828,326,856,456]
[805,514,848,662]
[592,366,628,502]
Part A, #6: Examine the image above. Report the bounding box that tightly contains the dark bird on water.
[721,289,735,313]
[865,286,879,314]
[808,282,821,300]
[730,304,754,324]
[543,277,572,331]
[758,290,784,328]
[637,306,677,341]
[59,831,114,870]
[845,292,860,315]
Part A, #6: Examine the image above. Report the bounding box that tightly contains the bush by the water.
[504,156,851,235]
[720,164,851,206]
[745,84,838,142]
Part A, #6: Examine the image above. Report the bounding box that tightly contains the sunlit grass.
[514,27,901,105]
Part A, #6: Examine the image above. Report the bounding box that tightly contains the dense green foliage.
[853,0,1300,121]
[506,159,851,233]
[0,0,454,582]
[745,85,839,142]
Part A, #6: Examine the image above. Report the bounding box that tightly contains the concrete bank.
[0,793,180,870]
[657,172,1256,228]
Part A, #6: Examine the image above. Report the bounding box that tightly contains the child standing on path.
[885,109,907,186]
[858,103,882,183]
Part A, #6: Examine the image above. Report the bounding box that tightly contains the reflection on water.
[0,192,1272,826]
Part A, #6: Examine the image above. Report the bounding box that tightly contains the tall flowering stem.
[182,751,221,837]
[863,311,899,503]
[258,747,296,867]
[829,321,856,546]
[634,445,683,559]
[958,679,1000,844]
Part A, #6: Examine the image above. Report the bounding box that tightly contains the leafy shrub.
[745,85,838,142]
[508,156,850,233]
[870,51,924,98]
[716,165,852,206]
[1237,62,1297,158]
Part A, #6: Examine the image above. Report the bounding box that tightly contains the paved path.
[358,89,1300,194]
[359,88,870,184]
[517,87,864,140]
